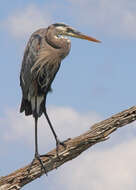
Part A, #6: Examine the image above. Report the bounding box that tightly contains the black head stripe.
[66,28,74,33]
[67,27,80,35]
[53,23,67,27]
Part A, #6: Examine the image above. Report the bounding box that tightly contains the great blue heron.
[20,23,101,174]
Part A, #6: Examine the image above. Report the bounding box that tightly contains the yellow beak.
[65,28,101,43]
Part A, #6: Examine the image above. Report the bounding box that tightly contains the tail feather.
[20,96,45,117]
[20,98,32,116]
[30,96,44,117]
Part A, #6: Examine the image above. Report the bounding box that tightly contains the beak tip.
[81,35,101,43]
[97,40,102,43]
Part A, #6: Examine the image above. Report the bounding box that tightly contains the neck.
[46,30,71,59]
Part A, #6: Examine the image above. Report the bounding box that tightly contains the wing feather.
[31,49,61,91]
[20,32,61,99]
[20,30,61,116]
[20,34,42,99]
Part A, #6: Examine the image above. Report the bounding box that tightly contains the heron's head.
[50,23,101,43]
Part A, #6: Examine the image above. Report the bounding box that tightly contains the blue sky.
[0,0,136,189]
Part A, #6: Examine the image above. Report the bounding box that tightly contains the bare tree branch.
[0,106,136,190]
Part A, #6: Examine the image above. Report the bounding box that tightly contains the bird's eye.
[56,34,60,38]
[47,26,51,30]
[66,28,73,33]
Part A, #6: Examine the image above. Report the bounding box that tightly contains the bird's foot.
[27,153,53,177]
[56,138,66,159]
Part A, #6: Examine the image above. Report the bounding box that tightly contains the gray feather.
[20,26,71,116]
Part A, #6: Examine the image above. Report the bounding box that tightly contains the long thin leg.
[35,114,38,155]
[27,96,48,176]
[43,108,66,156]
[34,114,47,174]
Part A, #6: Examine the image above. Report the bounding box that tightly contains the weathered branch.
[0,106,136,190]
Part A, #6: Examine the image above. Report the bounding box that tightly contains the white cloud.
[1,106,136,189]
[0,106,101,150]
[4,4,52,38]
[2,1,136,39]
[56,138,136,190]
[68,0,136,39]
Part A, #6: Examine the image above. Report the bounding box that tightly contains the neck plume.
[46,28,71,59]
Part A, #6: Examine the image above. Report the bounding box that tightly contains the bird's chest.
[35,57,60,94]
[58,42,71,60]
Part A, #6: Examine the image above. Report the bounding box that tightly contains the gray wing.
[20,31,61,115]
[20,32,61,99]
[20,33,42,99]
[31,49,61,93]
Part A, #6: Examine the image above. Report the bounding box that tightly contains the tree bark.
[0,106,136,190]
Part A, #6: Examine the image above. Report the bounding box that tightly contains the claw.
[36,154,47,175]
[55,138,66,159]
[27,154,53,177]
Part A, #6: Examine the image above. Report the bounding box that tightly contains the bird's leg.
[43,109,66,158]
[27,96,50,176]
